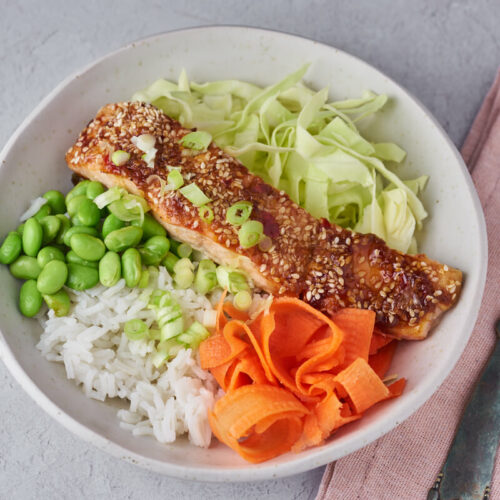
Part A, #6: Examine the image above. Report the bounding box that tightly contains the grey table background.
[0,1,498,498]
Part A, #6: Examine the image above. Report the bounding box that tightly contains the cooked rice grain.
[36,267,218,448]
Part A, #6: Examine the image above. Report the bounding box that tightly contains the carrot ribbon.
[200,297,406,463]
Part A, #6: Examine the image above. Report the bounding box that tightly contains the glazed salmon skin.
[66,101,462,340]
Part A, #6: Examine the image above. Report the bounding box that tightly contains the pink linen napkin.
[316,71,500,500]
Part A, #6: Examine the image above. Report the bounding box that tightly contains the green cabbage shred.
[132,66,428,253]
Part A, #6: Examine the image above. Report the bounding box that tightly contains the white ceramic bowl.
[0,27,487,481]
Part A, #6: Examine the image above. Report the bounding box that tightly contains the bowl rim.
[0,25,488,482]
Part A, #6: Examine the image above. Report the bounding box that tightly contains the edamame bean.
[16,223,25,236]
[65,180,90,204]
[70,233,105,261]
[161,252,179,273]
[86,181,105,200]
[10,256,41,279]
[63,226,98,247]
[121,248,142,288]
[75,198,100,227]
[104,226,143,253]
[66,250,99,269]
[99,251,121,287]
[43,190,66,214]
[33,203,51,220]
[39,215,61,245]
[66,263,99,290]
[0,231,22,265]
[19,280,43,317]
[101,214,125,239]
[66,194,88,218]
[43,289,70,317]
[22,218,43,257]
[137,267,150,288]
[37,246,65,268]
[37,260,68,295]
[131,213,167,239]
[139,235,170,265]
[55,215,71,245]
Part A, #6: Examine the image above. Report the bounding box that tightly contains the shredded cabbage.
[133,67,428,253]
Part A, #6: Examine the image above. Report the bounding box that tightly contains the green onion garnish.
[160,316,184,341]
[177,243,192,259]
[179,131,212,151]
[194,259,217,295]
[111,150,130,166]
[134,134,156,152]
[167,170,184,190]
[198,205,214,223]
[226,201,253,226]
[93,186,125,209]
[177,321,210,349]
[233,290,252,311]
[216,266,249,293]
[148,290,184,342]
[152,339,184,367]
[162,251,179,273]
[238,220,264,248]
[108,198,145,223]
[149,328,161,341]
[174,269,194,289]
[124,318,149,341]
[173,257,195,289]
[179,183,211,207]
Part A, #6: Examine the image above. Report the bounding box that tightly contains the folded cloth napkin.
[316,71,500,500]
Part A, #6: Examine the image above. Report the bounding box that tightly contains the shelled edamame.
[0,180,252,320]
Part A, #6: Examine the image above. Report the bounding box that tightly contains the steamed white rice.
[36,267,221,448]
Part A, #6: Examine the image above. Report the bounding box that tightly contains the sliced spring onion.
[179,183,211,207]
[152,350,168,368]
[160,316,184,341]
[238,220,264,248]
[93,186,125,209]
[198,205,214,223]
[152,338,184,367]
[133,134,156,152]
[19,197,47,222]
[161,251,179,273]
[180,131,212,151]
[177,243,192,259]
[174,267,195,289]
[149,328,161,341]
[167,170,184,190]
[194,259,217,295]
[108,194,150,223]
[233,290,252,311]
[108,199,142,222]
[148,290,184,342]
[124,318,149,341]
[216,266,249,293]
[132,134,157,168]
[177,321,210,349]
[111,150,130,166]
[147,265,159,283]
[173,257,194,273]
[173,257,195,288]
[226,201,253,226]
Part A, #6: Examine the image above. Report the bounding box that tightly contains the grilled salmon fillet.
[66,102,462,340]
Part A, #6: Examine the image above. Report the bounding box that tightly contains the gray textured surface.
[0,1,498,499]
